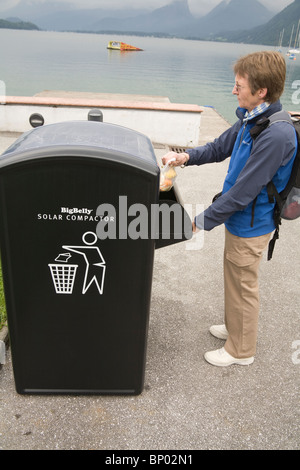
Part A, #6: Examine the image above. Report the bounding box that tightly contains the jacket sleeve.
[195,121,297,231]
[186,119,242,165]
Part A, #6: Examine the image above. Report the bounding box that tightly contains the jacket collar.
[236,100,282,123]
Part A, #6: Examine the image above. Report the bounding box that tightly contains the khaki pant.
[223,228,271,358]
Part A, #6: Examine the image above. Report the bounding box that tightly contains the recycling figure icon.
[48,231,106,295]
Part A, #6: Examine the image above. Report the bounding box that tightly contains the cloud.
[0,0,228,16]
[62,0,168,9]
[189,0,294,16]
[0,0,294,16]
[0,0,20,13]
[261,0,293,12]
[189,0,228,16]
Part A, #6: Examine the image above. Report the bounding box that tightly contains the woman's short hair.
[234,51,286,103]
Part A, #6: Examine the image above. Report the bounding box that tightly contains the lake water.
[1,29,300,125]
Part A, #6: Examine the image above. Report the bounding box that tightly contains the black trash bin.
[0,120,192,395]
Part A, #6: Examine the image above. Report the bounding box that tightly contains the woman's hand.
[192,221,200,233]
[161,151,189,167]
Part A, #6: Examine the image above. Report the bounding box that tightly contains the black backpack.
[250,111,300,260]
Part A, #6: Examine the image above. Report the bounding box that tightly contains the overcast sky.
[0,0,294,17]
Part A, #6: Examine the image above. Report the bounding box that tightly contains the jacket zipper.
[238,121,257,227]
[239,122,247,148]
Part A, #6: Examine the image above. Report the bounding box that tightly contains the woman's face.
[232,74,267,111]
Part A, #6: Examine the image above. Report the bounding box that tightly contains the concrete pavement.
[0,107,299,450]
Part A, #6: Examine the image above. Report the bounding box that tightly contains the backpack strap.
[267,227,280,261]
[249,116,270,140]
[250,111,293,141]
[266,181,282,260]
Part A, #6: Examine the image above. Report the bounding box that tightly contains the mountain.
[81,0,272,37]
[185,0,273,39]
[215,0,300,46]
[31,0,194,34]
[0,1,148,32]
[2,1,73,22]
[1,0,275,38]
[91,0,194,34]
[0,18,39,30]
[32,8,148,32]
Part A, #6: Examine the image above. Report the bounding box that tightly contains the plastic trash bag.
[160,158,177,192]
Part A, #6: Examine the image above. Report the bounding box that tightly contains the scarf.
[243,102,270,122]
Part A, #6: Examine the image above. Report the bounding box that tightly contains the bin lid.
[0,121,158,173]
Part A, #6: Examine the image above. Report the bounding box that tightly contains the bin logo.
[48,232,106,295]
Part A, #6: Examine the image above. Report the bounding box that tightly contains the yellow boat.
[107,41,143,51]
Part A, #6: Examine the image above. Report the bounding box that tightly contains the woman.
[162,51,297,367]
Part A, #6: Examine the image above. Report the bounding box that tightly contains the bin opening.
[155,184,192,249]
[159,186,178,203]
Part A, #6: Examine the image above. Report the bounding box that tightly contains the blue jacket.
[186,101,297,237]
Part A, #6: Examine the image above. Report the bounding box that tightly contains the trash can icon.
[48,263,78,294]
[49,231,106,296]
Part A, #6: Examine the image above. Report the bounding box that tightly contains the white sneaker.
[209,324,229,340]
[204,347,254,367]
